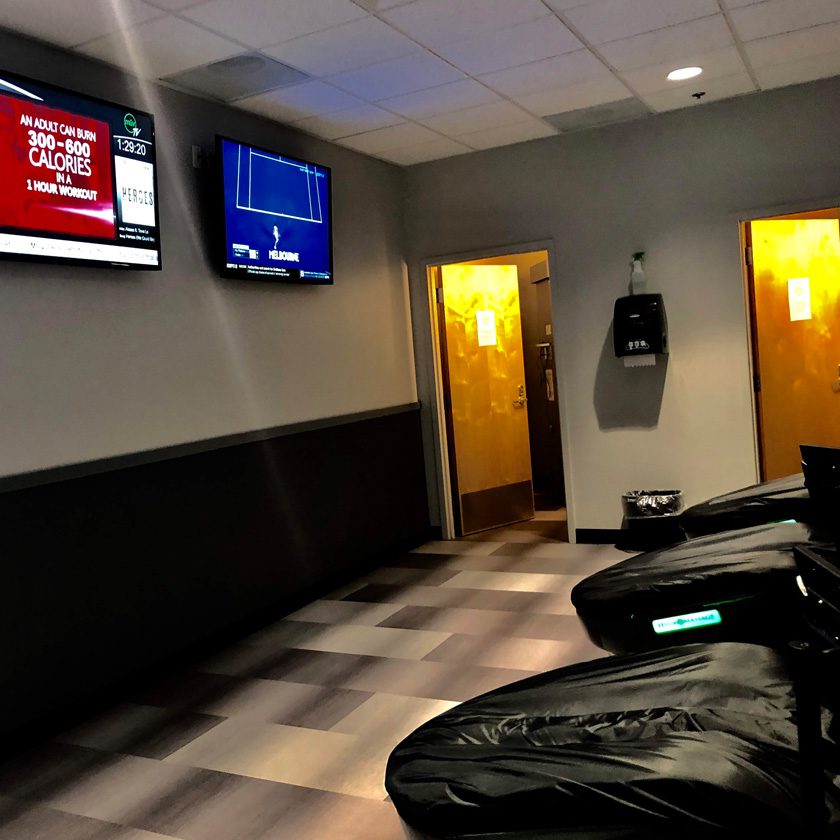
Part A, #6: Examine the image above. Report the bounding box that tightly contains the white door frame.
[419,238,577,541]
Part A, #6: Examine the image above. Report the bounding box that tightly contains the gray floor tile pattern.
[0,511,624,838]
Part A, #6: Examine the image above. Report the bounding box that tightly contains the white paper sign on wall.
[476,310,497,347]
[788,277,812,322]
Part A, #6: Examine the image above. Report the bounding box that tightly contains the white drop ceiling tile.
[544,0,600,10]
[377,138,473,165]
[516,76,631,115]
[619,46,747,94]
[643,71,755,111]
[722,0,765,8]
[436,16,582,76]
[337,121,443,154]
[182,0,367,49]
[293,103,405,140]
[564,0,720,45]
[0,0,162,48]
[145,0,206,10]
[729,0,840,42]
[745,22,840,67]
[263,16,419,77]
[79,16,241,78]
[421,100,532,135]
[479,49,612,98]
[598,14,734,71]
[328,52,465,100]
[354,0,415,9]
[378,79,501,119]
[236,80,364,122]
[380,0,550,49]
[755,50,840,90]
[456,119,557,150]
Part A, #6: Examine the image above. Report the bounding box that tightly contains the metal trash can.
[622,490,684,519]
[621,490,685,550]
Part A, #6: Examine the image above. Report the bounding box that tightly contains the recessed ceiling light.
[667,66,703,82]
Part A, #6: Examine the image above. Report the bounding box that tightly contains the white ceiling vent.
[545,98,651,133]
[165,53,311,102]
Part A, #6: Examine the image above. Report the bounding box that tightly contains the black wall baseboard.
[576,528,625,544]
[0,405,430,744]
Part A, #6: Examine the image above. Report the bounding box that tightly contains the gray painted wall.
[0,30,417,479]
[404,77,840,530]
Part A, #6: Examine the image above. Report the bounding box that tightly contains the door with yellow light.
[437,263,534,534]
[746,210,840,480]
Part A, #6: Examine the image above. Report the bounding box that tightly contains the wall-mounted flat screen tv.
[0,70,161,270]
[217,136,332,284]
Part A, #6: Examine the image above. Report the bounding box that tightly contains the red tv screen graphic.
[0,95,115,240]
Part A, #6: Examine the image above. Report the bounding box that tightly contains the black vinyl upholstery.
[680,473,810,538]
[572,521,831,654]
[386,643,838,839]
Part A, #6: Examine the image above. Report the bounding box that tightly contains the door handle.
[513,385,527,408]
[833,365,840,393]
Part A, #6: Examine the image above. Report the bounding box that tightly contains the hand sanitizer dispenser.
[613,293,668,368]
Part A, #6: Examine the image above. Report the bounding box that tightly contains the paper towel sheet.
[624,354,656,368]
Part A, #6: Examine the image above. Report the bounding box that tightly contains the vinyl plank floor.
[121,771,332,840]
[0,798,177,840]
[379,604,579,640]
[441,569,586,595]
[329,655,538,702]
[261,793,403,840]
[285,600,403,626]
[343,582,580,615]
[410,540,506,556]
[240,620,452,661]
[460,528,549,543]
[2,522,616,839]
[491,541,627,562]
[163,719,368,797]
[532,509,568,520]
[385,551,612,576]
[330,694,459,741]
[424,633,573,672]
[137,672,372,728]
[0,742,123,804]
[56,704,225,760]
[3,749,208,826]
[359,566,462,586]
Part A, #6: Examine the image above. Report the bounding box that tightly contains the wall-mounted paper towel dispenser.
[613,293,668,360]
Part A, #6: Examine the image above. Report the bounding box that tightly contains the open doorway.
[742,207,840,480]
[428,249,567,539]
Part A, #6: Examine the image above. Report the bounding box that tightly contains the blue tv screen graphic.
[219,138,332,283]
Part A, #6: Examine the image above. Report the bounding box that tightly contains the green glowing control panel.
[652,609,722,634]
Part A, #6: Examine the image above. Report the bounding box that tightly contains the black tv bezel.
[0,68,162,272]
[215,134,334,285]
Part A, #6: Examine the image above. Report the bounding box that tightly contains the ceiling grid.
[2,0,839,164]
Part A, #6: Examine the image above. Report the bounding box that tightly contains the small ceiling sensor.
[667,66,703,81]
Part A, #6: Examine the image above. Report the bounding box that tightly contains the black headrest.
[801,449,840,576]
[800,444,840,495]
[795,545,840,647]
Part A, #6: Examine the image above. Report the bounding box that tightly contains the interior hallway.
[0,517,623,840]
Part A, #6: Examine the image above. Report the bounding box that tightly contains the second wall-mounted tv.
[217,136,333,284]
[0,69,161,270]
